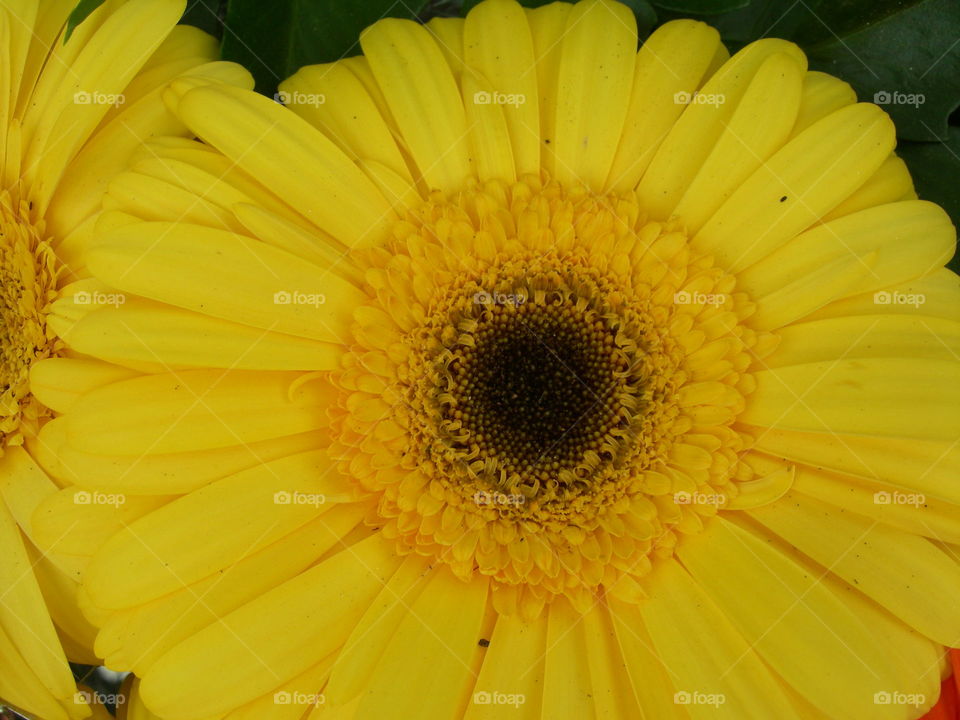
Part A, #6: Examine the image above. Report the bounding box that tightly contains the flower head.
[35,0,960,718]
[0,1,250,718]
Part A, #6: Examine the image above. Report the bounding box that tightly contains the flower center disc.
[435,269,647,498]
[333,176,773,616]
[0,192,57,450]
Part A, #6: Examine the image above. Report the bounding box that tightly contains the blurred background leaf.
[64,0,106,41]
[799,0,960,142]
[651,0,748,14]
[180,0,226,38]
[898,129,960,248]
[220,0,429,94]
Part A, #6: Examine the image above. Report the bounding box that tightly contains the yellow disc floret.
[0,191,60,451]
[331,175,777,616]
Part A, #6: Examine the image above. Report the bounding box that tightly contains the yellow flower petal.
[788,70,855,138]
[606,19,724,192]
[100,506,366,674]
[552,0,636,190]
[638,558,804,718]
[65,299,343,371]
[360,18,471,192]
[175,82,394,246]
[542,597,594,717]
[139,535,401,719]
[65,370,331,455]
[86,221,365,344]
[736,200,955,303]
[610,599,688,718]
[747,427,960,505]
[750,492,960,644]
[463,611,546,719]
[526,1,572,177]
[463,0,540,177]
[278,63,413,183]
[29,358,139,414]
[84,449,362,609]
[0,474,83,705]
[677,516,906,718]
[637,38,807,220]
[821,154,916,221]
[693,103,895,271]
[742,358,960,439]
[355,569,489,719]
[323,554,433,707]
[673,51,804,233]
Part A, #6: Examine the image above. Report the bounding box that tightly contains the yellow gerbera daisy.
[0,1,250,718]
[32,0,960,718]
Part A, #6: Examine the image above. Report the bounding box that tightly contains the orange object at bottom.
[921,650,960,720]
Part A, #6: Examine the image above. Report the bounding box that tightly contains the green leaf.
[650,0,749,16]
[799,0,960,142]
[621,0,659,37]
[180,0,226,39]
[221,0,429,95]
[898,130,960,272]
[659,0,826,48]
[64,0,106,43]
